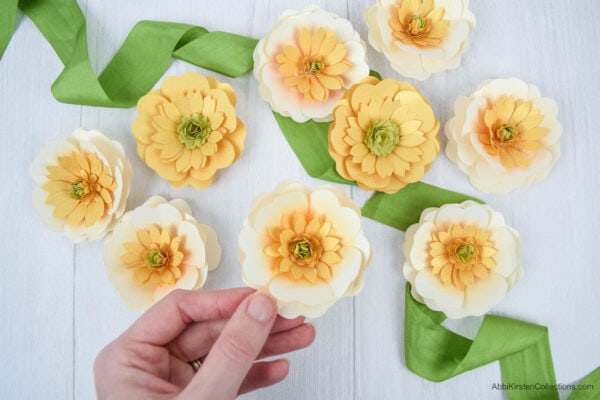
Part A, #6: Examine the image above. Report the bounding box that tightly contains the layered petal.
[253,6,369,122]
[239,181,371,318]
[30,128,131,242]
[132,72,246,189]
[365,0,476,80]
[104,196,221,310]
[445,78,562,193]
[403,201,522,318]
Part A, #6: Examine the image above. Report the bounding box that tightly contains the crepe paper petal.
[365,0,476,80]
[253,5,370,122]
[402,201,522,318]
[30,128,132,242]
[445,78,562,193]
[132,71,246,189]
[104,196,221,311]
[238,181,372,318]
[328,77,440,193]
[5,0,257,107]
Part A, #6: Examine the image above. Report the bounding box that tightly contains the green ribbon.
[3,0,598,397]
[1,0,257,107]
[273,78,599,399]
[405,283,600,399]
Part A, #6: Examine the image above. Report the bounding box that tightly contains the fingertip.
[246,292,277,323]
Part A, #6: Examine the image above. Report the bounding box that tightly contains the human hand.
[94,288,316,399]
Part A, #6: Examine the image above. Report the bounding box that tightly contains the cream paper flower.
[365,0,476,80]
[239,181,372,318]
[104,196,221,310]
[30,128,131,242]
[403,201,522,318]
[445,78,562,193]
[253,5,370,122]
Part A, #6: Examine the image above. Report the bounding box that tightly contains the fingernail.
[247,292,276,323]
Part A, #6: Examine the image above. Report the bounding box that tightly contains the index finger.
[123,288,254,345]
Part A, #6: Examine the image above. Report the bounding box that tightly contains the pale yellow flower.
[328,77,440,194]
[253,6,369,122]
[403,201,522,318]
[365,0,476,80]
[30,128,131,242]
[445,78,562,193]
[104,196,221,310]
[132,72,245,188]
[239,181,372,318]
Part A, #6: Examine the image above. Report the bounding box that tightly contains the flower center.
[275,27,351,102]
[408,15,428,35]
[264,213,342,284]
[305,60,323,75]
[145,250,168,268]
[428,224,497,291]
[292,239,313,260]
[43,151,117,227]
[177,113,211,149]
[122,225,186,286]
[496,124,517,142]
[456,243,475,264]
[389,0,449,48]
[69,181,85,199]
[365,120,400,156]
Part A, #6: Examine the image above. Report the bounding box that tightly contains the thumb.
[181,291,277,399]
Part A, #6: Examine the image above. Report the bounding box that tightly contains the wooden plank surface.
[0,1,598,399]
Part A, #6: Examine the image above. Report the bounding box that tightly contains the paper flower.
[403,201,522,318]
[104,196,221,310]
[253,5,370,122]
[238,181,372,318]
[365,0,476,80]
[328,76,440,193]
[445,78,562,193]
[30,128,131,242]
[132,72,246,188]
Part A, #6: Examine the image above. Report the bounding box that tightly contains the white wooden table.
[1,1,598,399]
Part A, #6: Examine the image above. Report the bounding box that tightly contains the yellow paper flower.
[132,72,246,188]
[239,181,372,318]
[445,78,562,193]
[328,77,440,194]
[365,0,476,80]
[253,5,370,122]
[30,128,131,242]
[403,201,522,318]
[104,196,221,310]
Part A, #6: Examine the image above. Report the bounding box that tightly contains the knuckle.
[217,330,256,364]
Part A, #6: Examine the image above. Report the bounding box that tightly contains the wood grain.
[0,1,598,399]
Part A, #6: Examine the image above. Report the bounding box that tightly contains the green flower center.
[69,181,85,199]
[305,60,323,75]
[365,120,400,156]
[456,243,476,264]
[292,239,313,260]
[412,15,428,30]
[497,124,517,142]
[177,113,211,149]
[145,250,167,268]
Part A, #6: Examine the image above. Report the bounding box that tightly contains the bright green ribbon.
[1,0,257,107]
[406,283,600,399]
[273,85,599,399]
[272,107,482,229]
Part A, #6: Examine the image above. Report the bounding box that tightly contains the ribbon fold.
[3,0,257,107]
[405,283,600,399]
